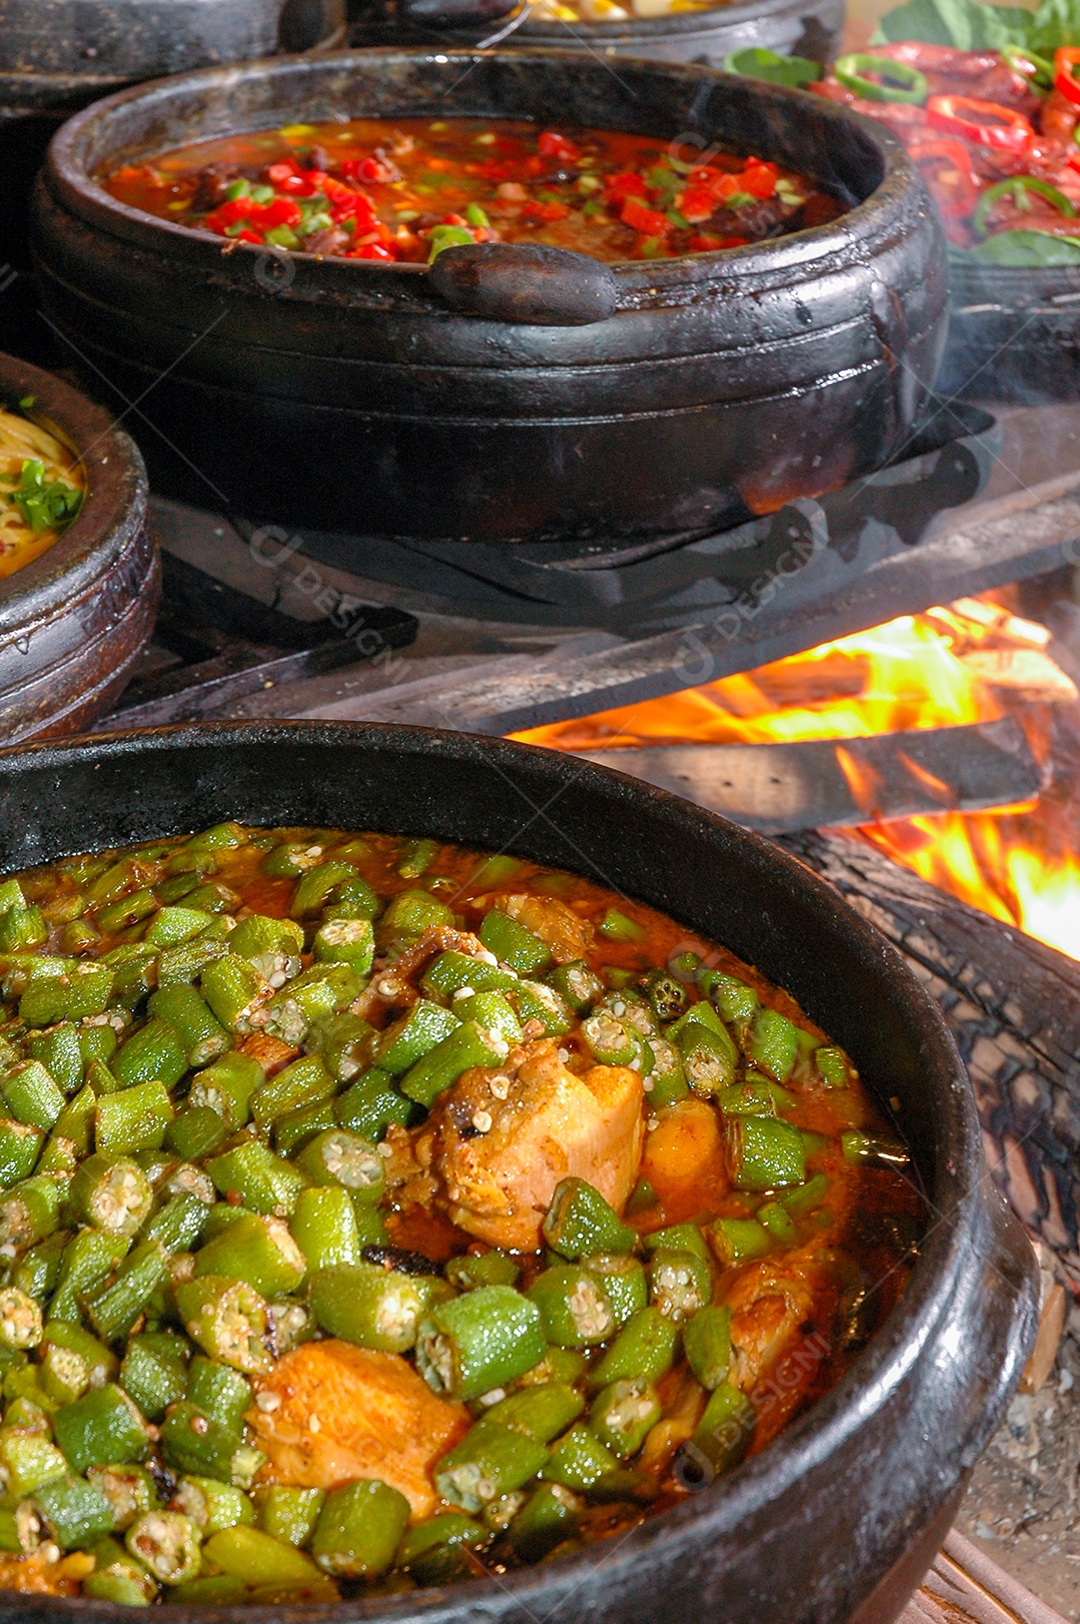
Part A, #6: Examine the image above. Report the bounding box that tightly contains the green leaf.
[966,229,1080,265]
[872,0,1030,49]
[723,48,823,87]
[4,458,83,535]
[1026,0,1080,55]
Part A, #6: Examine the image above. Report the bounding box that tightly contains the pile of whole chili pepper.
[812,41,1080,258]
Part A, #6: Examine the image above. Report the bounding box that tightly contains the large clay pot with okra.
[32,49,949,546]
[0,718,1039,1623]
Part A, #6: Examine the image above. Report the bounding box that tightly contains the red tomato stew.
[812,42,1080,260]
[100,117,846,264]
[0,824,921,1603]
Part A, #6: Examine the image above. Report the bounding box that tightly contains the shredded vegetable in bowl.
[0,409,84,580]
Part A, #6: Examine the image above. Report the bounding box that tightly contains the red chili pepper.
[1055,48,1080,109]
[340,156,393,184]
[537,130,580,163]
[605,171,649,202]
[235,228,264,245]
[267,160,303,184]
[925,94,1035,152]
[741,160,778,199]
[352,242,395,260]
[907,137,982,220]
[621,195,671,236]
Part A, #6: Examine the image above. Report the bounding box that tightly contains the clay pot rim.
[0,717,997,1618]
[45,45,918,297]
[445,0,825,42]
[0,352,147,636]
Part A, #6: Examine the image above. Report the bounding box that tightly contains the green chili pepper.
[833,51,928,102]
[972,175,1077,239]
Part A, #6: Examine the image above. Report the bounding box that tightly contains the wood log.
[779,829,1080,1289]
[906,1531,1069,1624]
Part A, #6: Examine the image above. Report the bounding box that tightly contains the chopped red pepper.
[605,171,649,202]
[537,130,580,163]
[522,200,572,221]
[741,161,779,199]
[351,242,396,260]
[235,228,264,245]
[260,198,302,229]
[925,94,1035,152]
[621,196,671,236]
[679,185,719,223]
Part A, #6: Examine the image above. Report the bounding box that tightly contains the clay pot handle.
[428,242,619,326]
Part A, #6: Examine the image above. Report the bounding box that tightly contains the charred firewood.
[780,828,1080,1288]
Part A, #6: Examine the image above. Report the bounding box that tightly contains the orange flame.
[514,597,1080,962]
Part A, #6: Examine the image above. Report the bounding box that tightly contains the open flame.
[515,597,1080,962]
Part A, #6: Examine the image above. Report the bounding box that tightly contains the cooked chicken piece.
[424,1039,644,1250]
[498,895,594,964]
[721,1252,820,1394]
[248,1339,468,1520]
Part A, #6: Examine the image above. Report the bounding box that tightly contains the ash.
[958,1304,1080,1618]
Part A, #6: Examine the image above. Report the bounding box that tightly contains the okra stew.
[0,824,921,1605]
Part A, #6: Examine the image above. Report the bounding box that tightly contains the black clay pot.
[0,0,346,366]
[33,49,949,546]
[353,0,843,77]
[0,352,160,740]
[939,255,1080,403]
[0,719,1039,1624]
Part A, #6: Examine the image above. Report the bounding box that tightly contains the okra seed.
[308,1414,321,1433]
[489,1076,510,1100]
[39,1542,59,1565]
[255,1390,281,1413]
[472,1111,493,1134]
[377,1143,393,1159]
[376,978,401,999]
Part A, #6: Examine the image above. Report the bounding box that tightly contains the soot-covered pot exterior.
[0,721,1038,1624]
[33,50,948,544]
[0,354,159,742]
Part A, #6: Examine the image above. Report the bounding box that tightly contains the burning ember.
[515,597,1080,963]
